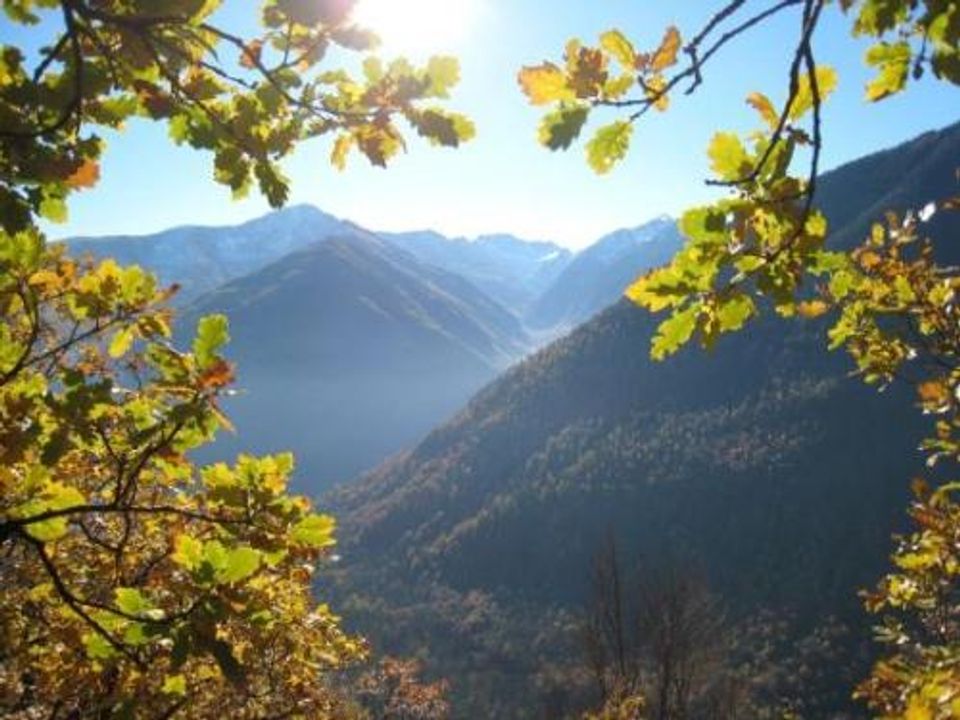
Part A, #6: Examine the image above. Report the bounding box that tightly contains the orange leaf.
[650,26,681,72]
[65,159,100,189]
[240,40,263,70]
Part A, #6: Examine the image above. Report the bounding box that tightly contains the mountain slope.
[328,121,960,717]
[187,229,530,488]
[525,217,683,331]
[66,205,348,303]
[379,230,572,314]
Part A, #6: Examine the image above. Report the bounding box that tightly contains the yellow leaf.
[518,62,575,105]
[904,695,932,720]
[789,65,838,120]
[600,29,636,69]
[707,132,750,180]
[331,134,353,171]
[796,300,830,318]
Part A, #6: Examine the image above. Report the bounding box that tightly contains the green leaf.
[162,674,188,696]
[717,294,756,332]
[15,482,85,542]
[652,304,699,360]
[600,29,636,68]
[193,314,229,369]
[292,513,337,548]
[172,534,204,571]
[83,632,117,660]
[708,132,750,181]
[217,546,261,584]
[538,105,589,151]
[865,42,911,100]
[115,588,153,616]
[680,206,728,245]
[586,121,633,174]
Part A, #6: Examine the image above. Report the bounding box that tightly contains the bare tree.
[581,537,736,720]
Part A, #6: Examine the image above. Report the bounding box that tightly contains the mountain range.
[66,204,349,304]
[525,216,683,331]
[185,228,532,485]
[64,202,685,487]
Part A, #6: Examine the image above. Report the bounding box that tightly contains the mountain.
[378,230,572,314]
[525,217,683,331]
[328,121,960,717]
[186,228,530,488]
[65,204,349,303]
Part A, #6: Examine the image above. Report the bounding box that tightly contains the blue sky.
[11,0,959,249]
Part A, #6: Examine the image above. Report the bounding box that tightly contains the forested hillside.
[525,217,682,331]
[329,122,960,717]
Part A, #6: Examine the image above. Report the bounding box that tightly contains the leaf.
[789,65,838,120]
[518,62,575,105]
[426,56,461,98]
[652,304,699,360]
[108,326,136,358]
[83,633,117,660]
[16,482,85,542]
[538,105,589,151]
[796,299,830,318]
[680,206,727,244]
[217,546,261,584]
[717,294,756,332]
[115,588,153,616]
[746,92,779,129]
[708,132,750,181]
[586,121,633,174]
[162,675,188,696]
[650,26,681,71]
[65,159,100,189]
[193,314,229,369]
[239,39,263,70]
[865,42,911,101]
[409,109,476,148]
[904,696,933,720]
[600,29,636,68]
[292,513,337,548]
[172,534,204,571]
[331,134,353,171]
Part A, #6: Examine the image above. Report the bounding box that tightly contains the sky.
[9,0,959,249]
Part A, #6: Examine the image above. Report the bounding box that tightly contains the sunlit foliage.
[0,0,473,716]
[520,0,960,717]
[0,0,474,234]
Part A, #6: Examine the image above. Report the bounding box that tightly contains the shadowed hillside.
[328,121,960,718]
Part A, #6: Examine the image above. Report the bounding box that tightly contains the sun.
[351,0,482,55]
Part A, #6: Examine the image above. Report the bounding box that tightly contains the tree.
[0,0,474,235]
[520,1,959,716]
[0,0,473,716]
[582,539,735,720]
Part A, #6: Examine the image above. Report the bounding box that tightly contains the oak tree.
[0,0,472,717]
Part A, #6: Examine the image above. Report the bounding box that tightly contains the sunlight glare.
[352,0,482,55]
